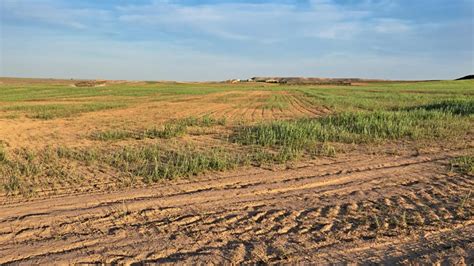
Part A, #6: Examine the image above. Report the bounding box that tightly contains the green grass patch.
[90,130,136,141]
[178,115,227,127]
[4,103,125,120]
[105,145,241,182]
[3,175,21,195]
[52,143,308,184]
[262,95,289,110]
[146,123,188,139]
[298,80,474,112]
[91,116,227,141]
[233,110,469,149]
[0,148,83,197]
[149,115,227,139]
[0,83,230,102]
[0,144,6,163]
[411,99,474,116]
[200,115,227,127]
[450,156,474,175]
[55,146,99,163]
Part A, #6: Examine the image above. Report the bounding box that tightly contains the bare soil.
[0,149,472,264]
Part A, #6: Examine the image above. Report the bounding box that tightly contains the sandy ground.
[1,149,472,264]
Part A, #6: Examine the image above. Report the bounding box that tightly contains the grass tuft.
[0,145,6,163]
[200,115,227,126]
[55,146,98,163]
[177,116,226,127]
[3,175,21,195]
[90,130,135,141]
[0,148,87,197]
[450,156,474,175]
[412,99,474,116]
[145,123,187,139]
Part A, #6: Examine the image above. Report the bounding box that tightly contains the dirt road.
[0,151,472,264]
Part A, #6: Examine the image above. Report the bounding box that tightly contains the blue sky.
[1,0,473,81]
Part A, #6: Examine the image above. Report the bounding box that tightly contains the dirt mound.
[74,80,107,87]
[456,75,474,80]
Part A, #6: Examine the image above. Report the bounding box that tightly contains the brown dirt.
[0,150,472,264]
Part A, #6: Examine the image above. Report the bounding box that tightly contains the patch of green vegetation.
[309,142,337,158]
[49,143,308,184]
[148,116,226,138]
[197,115,227,127]
[412,99,474,116]
[4,103,125,120]
[298,80,474,112]
[450,156,474,175]
[55,146,99,163]
[0,144,6,163]
[233,110,469,150]
[262,95,289,110]
[90,130,136,141]
[146,123,188,139]
[0,83,231,102]
[143,116,225,139]
[105,145,241,183]
[175,115,227,127]
[91,116,227,141]
[3,175,21,195]
[0,148,84,197]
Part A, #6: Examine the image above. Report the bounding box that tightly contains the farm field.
[0,78,473,264]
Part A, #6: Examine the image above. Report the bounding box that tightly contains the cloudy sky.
[1,0,473,81]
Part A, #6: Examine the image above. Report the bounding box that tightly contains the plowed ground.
[1,150,472,264]
[0,91,327,150]
[0,80,473,264]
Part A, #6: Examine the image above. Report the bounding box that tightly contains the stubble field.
[0,78,472,264]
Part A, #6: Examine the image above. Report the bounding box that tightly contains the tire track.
[0,151,472,264]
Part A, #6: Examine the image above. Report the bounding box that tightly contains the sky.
[0,0,473,81]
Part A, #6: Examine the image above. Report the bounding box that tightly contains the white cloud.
[113,0,410,42]
[0,0,417,41]
[373,19,412,33]
[306,22,362,40]
[1,0,111,29]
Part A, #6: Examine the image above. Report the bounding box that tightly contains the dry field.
[0,78,473,264]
